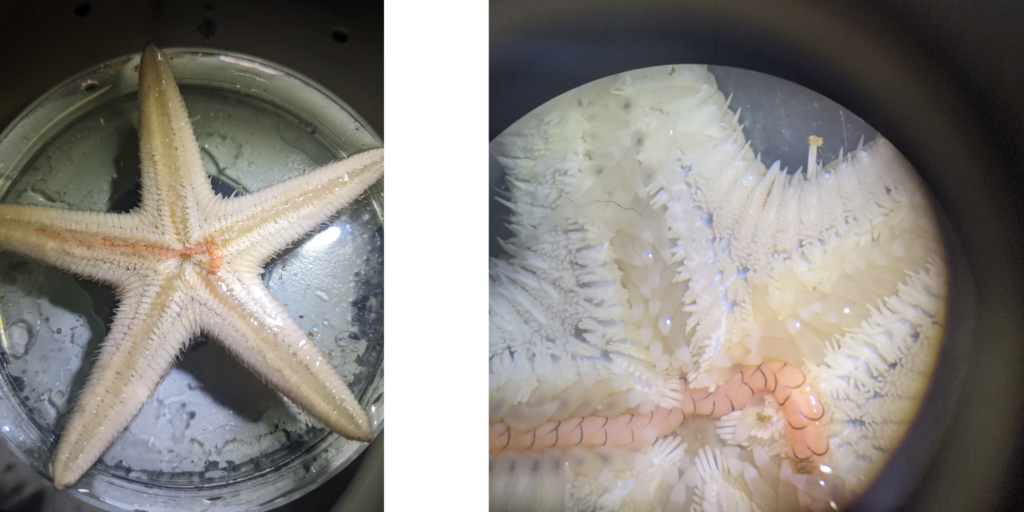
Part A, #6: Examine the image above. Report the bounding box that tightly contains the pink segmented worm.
[490,360,828,462]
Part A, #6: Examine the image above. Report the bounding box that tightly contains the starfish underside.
[0,45,384,489]
[489,66,946,511]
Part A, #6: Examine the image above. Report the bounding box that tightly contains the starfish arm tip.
[51,455,83,490]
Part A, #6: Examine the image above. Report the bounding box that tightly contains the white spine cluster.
[490,65,739,402]
[489,64,947,512]
[809,262,946,476]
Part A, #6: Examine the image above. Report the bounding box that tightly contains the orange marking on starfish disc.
[489,360,829,464]
[178,242,223,273]
[36,227,223,274]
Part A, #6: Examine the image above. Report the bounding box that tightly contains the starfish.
[0,45,383,489]
[489,65,945,511]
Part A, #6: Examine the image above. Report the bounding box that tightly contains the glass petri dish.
[0,49,383,511]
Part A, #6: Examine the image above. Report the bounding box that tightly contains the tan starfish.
[0,45,383,489]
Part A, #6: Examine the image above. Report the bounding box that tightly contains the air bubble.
[5,319,36,358]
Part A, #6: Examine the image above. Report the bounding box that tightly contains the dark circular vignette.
[490,1,1024,511]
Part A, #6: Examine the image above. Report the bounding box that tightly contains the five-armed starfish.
[0,45,383,489]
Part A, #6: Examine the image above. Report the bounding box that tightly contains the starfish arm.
[209,148,383,265]
[136,44,219,243]
[197,264,372,442]
[52,270,197,489]
[0,205,169,285]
